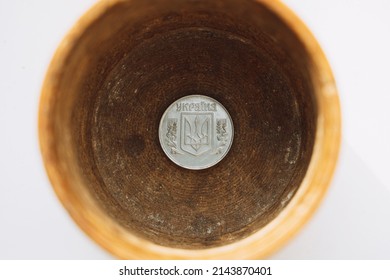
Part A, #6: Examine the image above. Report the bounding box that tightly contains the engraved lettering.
[175,102,217,112]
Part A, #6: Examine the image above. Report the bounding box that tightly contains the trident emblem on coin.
[184,115,210,152]
[181,113,212,156]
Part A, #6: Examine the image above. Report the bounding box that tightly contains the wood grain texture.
[39,0,341,259]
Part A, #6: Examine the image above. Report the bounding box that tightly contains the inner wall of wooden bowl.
[54,0,317,248]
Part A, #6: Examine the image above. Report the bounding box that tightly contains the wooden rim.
[39,0,341,259]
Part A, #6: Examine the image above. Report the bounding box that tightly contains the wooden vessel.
[39,0,341,259]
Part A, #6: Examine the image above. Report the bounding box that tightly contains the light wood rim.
[39,0,341,259]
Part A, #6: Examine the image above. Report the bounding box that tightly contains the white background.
[0,0,389,259]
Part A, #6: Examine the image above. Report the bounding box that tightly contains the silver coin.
[159,95,234,170]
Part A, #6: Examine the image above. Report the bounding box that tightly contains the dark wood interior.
[49,0,317,248]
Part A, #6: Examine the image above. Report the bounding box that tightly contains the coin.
[159,95,234,170]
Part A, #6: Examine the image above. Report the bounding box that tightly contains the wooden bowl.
[39,0,341,259]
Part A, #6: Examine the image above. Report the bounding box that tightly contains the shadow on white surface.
[273,142,390,259]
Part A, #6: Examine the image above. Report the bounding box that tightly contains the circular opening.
[40,0,333,254]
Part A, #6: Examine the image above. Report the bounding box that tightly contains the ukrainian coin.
[159,95,234,170]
